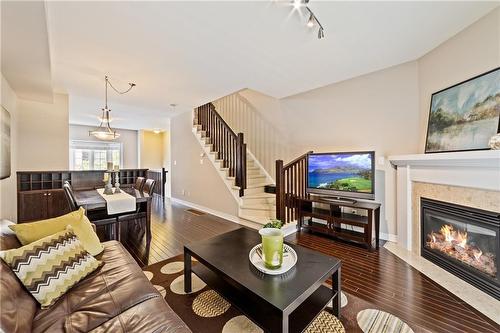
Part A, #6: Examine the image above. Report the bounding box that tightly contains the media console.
[297,195,381,251]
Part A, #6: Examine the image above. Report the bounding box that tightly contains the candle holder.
[103,172,113,195]
[114,172,121,193]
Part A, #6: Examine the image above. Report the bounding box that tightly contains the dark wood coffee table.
[184,228,341,333]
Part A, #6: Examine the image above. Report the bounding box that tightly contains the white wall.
[17,93,69,171]
[170,111,239,216]
[281,61,421,158]
[0,75,18,221]
[417,7,500,151]
[239,62,420,238]
[69,124,139,169]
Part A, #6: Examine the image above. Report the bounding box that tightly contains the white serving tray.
[249,243,297,275]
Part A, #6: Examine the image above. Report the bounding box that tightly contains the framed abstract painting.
[1,106,11,179]
[425,67,500,153]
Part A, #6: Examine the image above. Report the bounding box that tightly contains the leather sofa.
[0,220,192,333]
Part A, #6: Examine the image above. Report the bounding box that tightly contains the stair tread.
[245,182,274,189]
[247,175,266,179]
[243,193,275,199]
[241,204,276,210]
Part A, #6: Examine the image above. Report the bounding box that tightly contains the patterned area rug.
[143,255,429,333]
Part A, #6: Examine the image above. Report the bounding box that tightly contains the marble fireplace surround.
[388,150,500,323]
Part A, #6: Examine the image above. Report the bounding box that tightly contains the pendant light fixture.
[89,75,136,140]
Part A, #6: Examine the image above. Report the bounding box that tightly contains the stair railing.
[194,103,247,196]
[212,91,290,180]
[275,151,313,224]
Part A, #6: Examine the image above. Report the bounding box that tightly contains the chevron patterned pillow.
[0,226,102,308]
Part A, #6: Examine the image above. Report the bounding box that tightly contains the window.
[70,140,123,170]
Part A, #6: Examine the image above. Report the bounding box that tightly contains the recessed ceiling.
[4,1,499,130]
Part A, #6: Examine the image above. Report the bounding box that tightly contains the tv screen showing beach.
[307,153,374,194]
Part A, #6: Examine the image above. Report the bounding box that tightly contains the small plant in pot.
[259,219,284,269]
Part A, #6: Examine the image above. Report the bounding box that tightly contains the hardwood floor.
[124,196,499,333]
[123,196,240,265]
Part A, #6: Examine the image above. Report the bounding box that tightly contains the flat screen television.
[307,151,375,200]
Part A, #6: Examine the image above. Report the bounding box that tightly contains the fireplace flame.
[427,224,496,277]
[473,249,483,261]
[439,224,467,248]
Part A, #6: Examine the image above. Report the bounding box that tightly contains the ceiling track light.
[307,13,315,28]
[318,27,324,39]
[292,0,325,39]
[305,6,324,39]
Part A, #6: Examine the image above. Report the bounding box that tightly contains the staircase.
[192,103,276,226]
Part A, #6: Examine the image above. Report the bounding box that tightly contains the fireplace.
[421,198,500,300]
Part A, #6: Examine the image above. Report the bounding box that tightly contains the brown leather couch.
[0,220,192,333]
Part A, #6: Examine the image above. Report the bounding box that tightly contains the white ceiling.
[3,1,499,130]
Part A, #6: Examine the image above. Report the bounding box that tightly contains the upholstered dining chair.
[143,179,156,196]
[134,177,146,192]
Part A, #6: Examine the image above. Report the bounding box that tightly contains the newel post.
[237,133,246,196]
[275,160,285,221]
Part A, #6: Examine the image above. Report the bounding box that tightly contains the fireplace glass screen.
[422,209,497,278]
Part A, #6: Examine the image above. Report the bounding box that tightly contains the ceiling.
[2,1,499,130]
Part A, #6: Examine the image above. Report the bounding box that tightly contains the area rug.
[143,255,429,333]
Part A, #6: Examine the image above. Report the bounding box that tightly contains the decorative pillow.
[0,226,102,308]
[9,207,103,255]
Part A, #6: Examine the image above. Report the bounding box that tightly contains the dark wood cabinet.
[17,169,148,223]
[18,189,69,223]
[18,191,48,222]
[47,189,69,218]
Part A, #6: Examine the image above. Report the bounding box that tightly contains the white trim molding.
[388,150,500,251]
[379,232,398,242]
[170,197,297,236]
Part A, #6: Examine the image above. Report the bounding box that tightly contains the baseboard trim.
[380,232,397,242]
[170,197,261,230]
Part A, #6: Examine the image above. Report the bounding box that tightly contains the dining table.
[73,187,152,245]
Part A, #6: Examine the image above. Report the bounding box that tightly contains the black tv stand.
[321,196,357,205]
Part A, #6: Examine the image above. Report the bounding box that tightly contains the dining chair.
[117,180,154,246]
[63,183,78,212]
[134,177,146,192]
[143,179,156,196]
[65,183,120,241]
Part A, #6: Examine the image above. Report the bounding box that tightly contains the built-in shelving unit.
[17,169,148,222]
[18,171,72,192]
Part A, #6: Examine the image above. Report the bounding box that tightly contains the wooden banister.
[275,151,313,223]
[194,103,247,196]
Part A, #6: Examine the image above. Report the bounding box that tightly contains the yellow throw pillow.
[9,207,103,256]
[0,226,102,308]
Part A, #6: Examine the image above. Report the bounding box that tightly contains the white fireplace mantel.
[388,150,500,251]
[389,150,500,168]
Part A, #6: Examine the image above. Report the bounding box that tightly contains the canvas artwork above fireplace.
[420,198,500,300]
